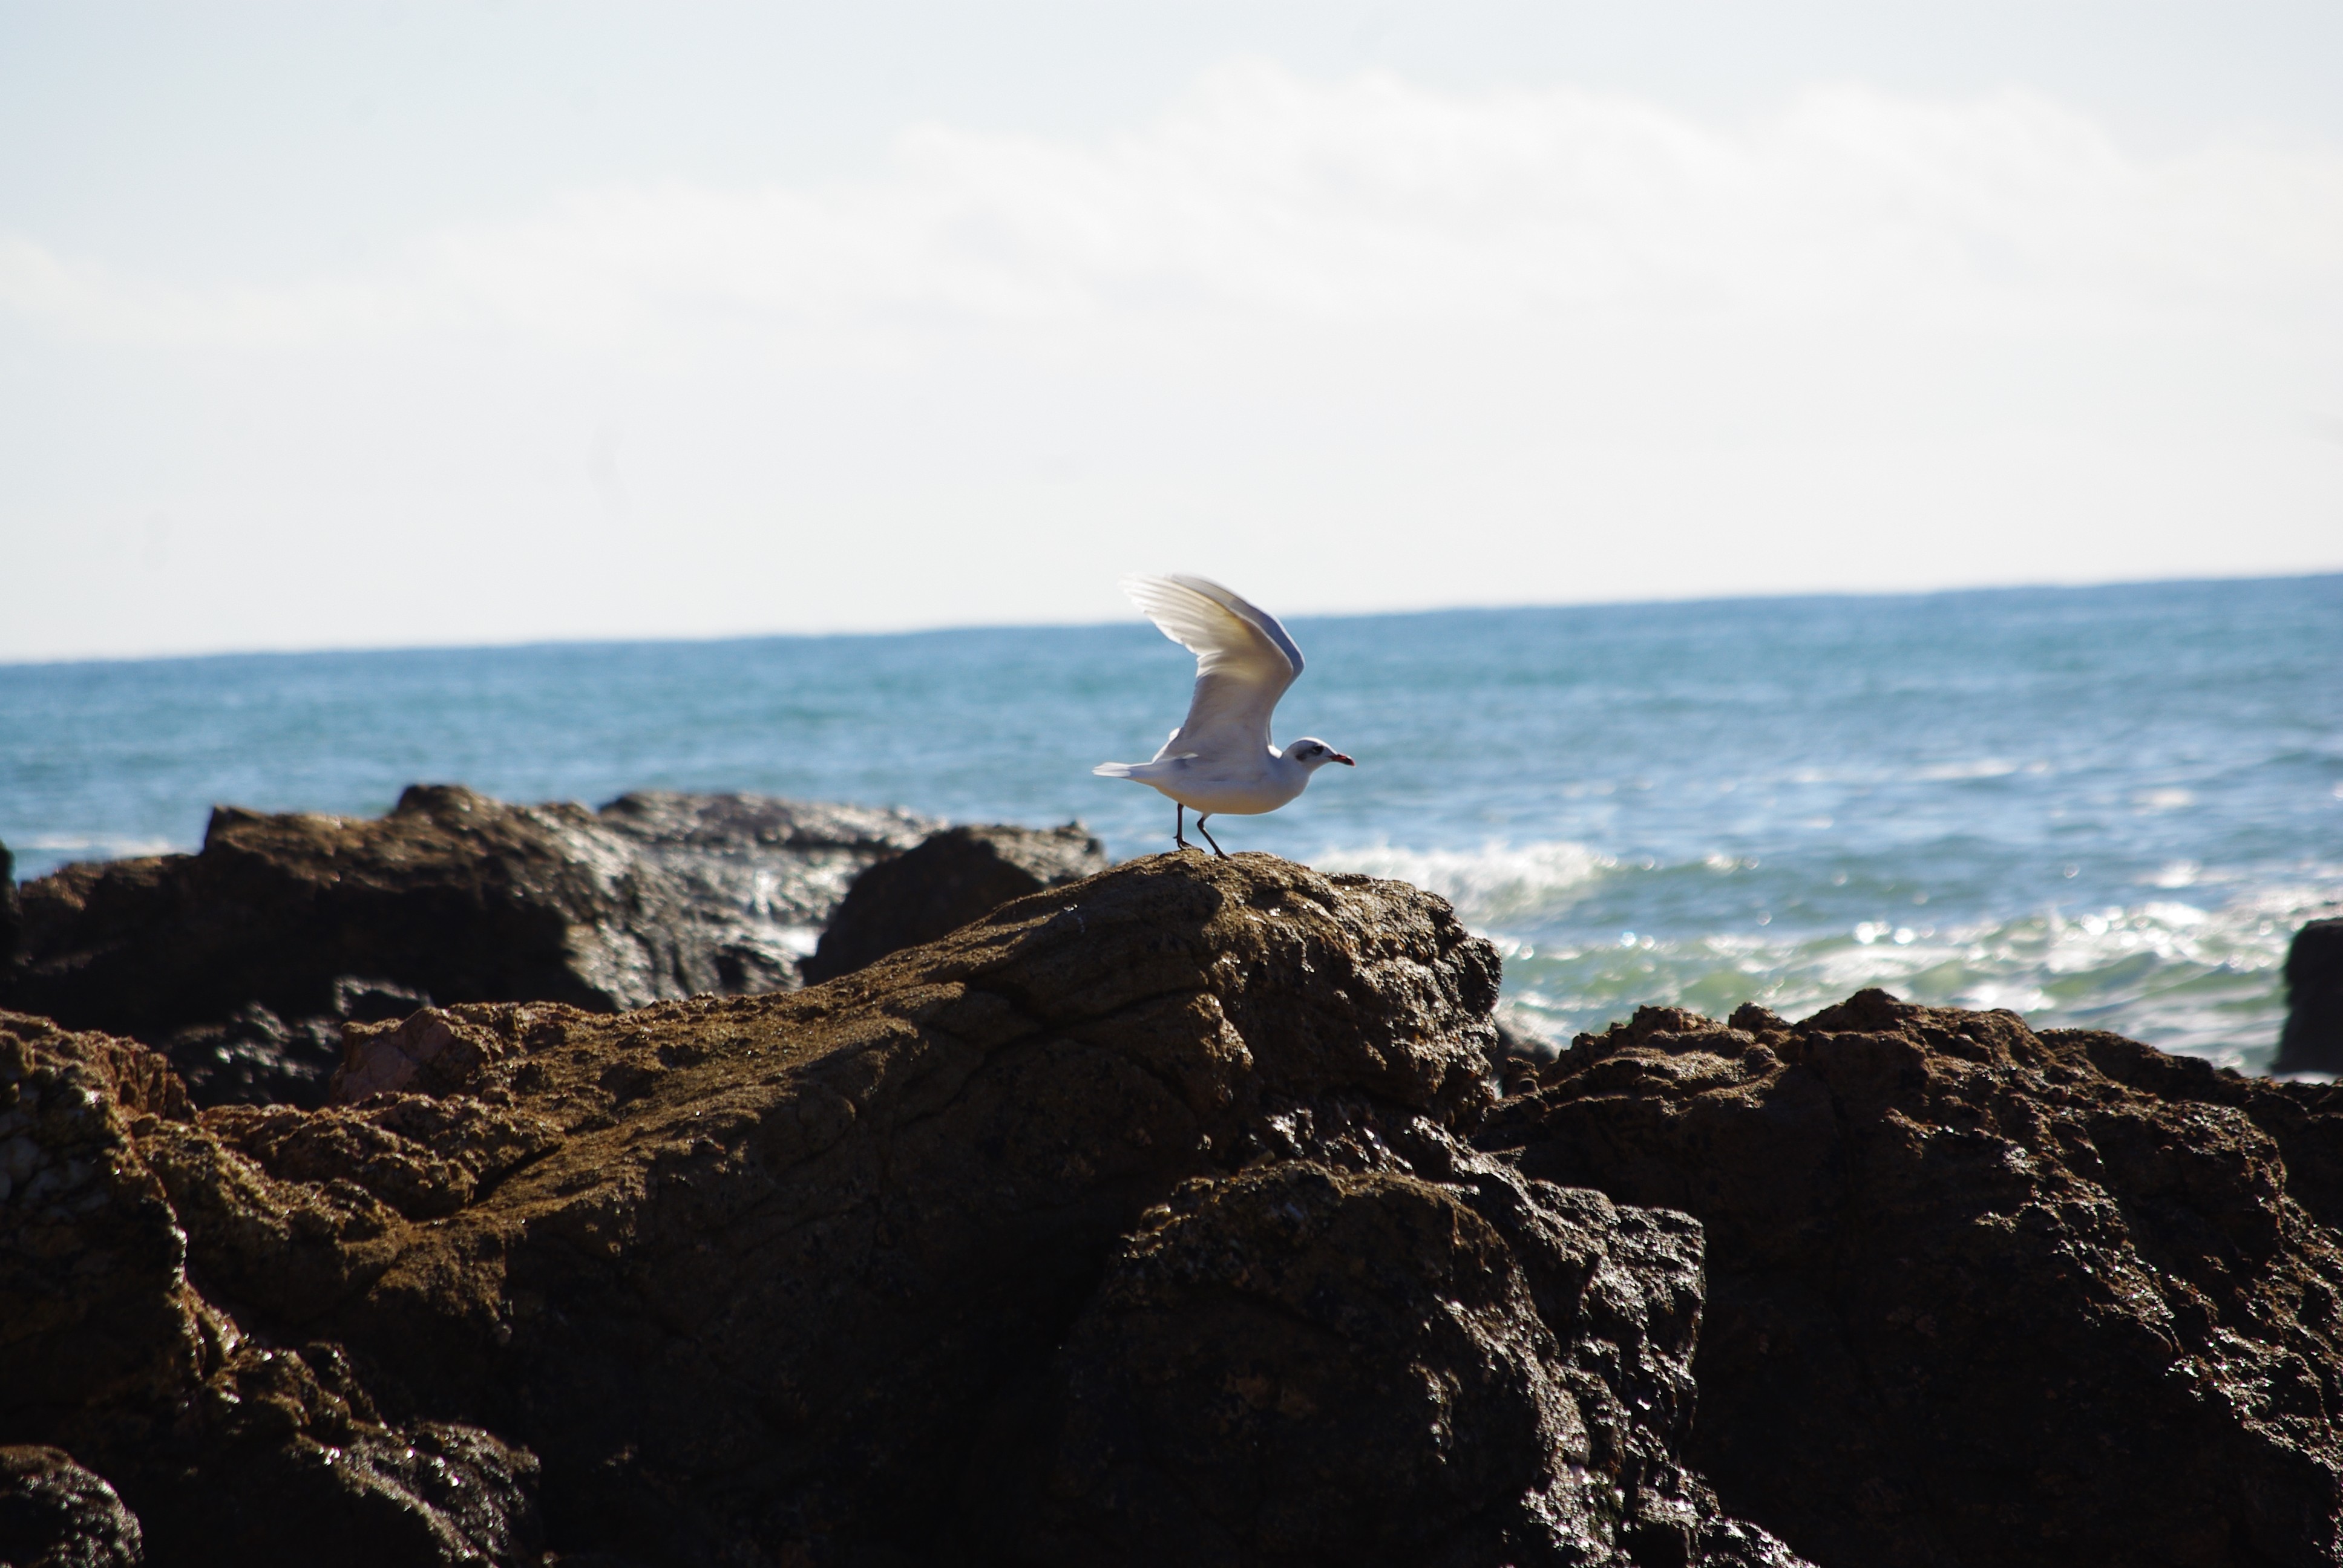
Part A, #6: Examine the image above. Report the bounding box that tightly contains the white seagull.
[1094,573,1354,856]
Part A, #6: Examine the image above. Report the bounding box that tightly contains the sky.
[2,1,2338,661]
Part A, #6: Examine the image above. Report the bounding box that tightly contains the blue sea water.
[4,575,2339,1071]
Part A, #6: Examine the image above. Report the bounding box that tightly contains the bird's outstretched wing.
[1124,573,1304,761]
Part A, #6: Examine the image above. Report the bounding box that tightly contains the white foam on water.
[1479,860,2340,1073]
[1315,839,1615,927]
[22,834,180,858]
[1914,758,2024,782]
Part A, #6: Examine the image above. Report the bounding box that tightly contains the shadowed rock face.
[800,823,1111,984]
[977,1146,1804,1568]
[0,853,1804,1568]
[2,787,935,1105]
[1481,991,2343,1568]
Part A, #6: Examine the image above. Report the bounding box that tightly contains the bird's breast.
[1145,757,1308,815]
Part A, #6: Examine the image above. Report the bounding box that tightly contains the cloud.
[5,60,2338,357]
[1,59,2338,658]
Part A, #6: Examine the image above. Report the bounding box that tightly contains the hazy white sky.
[2,1,2338,661]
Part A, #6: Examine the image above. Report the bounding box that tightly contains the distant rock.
[1482,990,2343,1567]
[595,789,940,988]
[2276,918,2343,1076]
[800,822,1110,984]
[0,1445,144,1568]
[0,838,18,982]
[1489,1007,1562,1093]
[0,786,934,1104]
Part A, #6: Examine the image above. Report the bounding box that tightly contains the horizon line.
[5,566,2338,673]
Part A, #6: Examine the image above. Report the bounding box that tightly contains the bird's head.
[1284,738,1356,772]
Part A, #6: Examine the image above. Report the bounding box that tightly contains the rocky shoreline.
[4,789,2342,1566]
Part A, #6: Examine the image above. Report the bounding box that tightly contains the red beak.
[1332,753,1355,766]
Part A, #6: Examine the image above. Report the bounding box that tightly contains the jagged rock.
[1481,990,2343,1568]
[0,1013,543,1567]
[3,855,1800,1567]
[801,823,1110,983]
[2278,919,2343,1077]
[0,788,934,1102]
[0,1445,144,1568]
[976,1148,1806,1568]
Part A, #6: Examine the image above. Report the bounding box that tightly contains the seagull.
[1093,573,1354,856]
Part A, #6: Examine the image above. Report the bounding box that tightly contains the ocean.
[4,574,2338,1071]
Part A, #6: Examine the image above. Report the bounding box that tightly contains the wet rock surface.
[2278,919,2343,1077]
[594,789,941,988]
[0,854,1802,1567]
[0,1445,144,1568]
[800,822,1110,983]
[1482,990,2343,1568]
[1,787,935,1103]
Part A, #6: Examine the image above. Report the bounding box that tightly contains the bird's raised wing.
[1124,573,1304,761]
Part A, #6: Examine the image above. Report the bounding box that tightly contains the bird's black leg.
[1174,802,1190,851]
[1195,814,1227,858]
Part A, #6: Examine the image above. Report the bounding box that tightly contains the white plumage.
[1094,573,1353,855]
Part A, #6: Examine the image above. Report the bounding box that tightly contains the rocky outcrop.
[0,1013,543,1566]
[2278,919,2343,1077]
[1,854,1802,1568]
[1481,991,2343,1568]
[23,840,2343,1567]
[1,787,934,1105]
[800,823,1110,983]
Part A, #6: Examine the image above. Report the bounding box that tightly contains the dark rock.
[5,854,1798,1567]
[154,1004,338,1110]
[151,979,431,1112]
[0,1013,543,1567]
[1481,988,2343,1568]
[0,786,933,1087]
[977,1150,1806,1568]
[2278,918,2343,1076]
[0,1445,143,1568]
[800,823,1110,983]
[1,838,19,979]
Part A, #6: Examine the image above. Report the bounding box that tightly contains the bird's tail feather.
[1092,762,1138,777]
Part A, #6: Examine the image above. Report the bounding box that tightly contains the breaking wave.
[1314,839,1614,926]
[1491,871,2335,1076]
